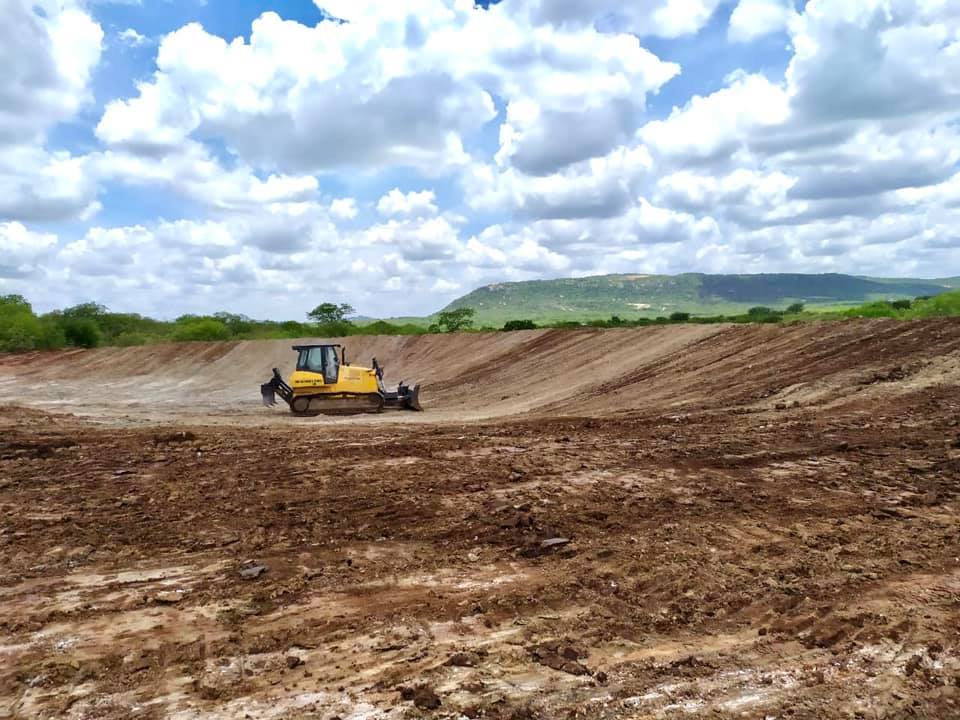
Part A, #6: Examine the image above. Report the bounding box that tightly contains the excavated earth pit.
[1,319,959,718]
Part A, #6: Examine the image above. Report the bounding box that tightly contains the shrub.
[172,319,231,342]
[503,319,538,331]
[213,312,254,336]
[279,321,312,338]
[0,295,49,351]
[362,320,401,335]
[844,301,897,319]
[912,290,960,317]
[62,318,102,348]
[786,303,805,314]
[0,314,43,352]
[313,320,355,337]
[669,312,690,322]
[890,299,912,310]
[36,318,67,349]
[115,332,149,347]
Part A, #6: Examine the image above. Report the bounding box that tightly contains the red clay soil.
[1,319,959,719]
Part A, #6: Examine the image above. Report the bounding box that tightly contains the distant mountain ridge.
[442,273,960,325]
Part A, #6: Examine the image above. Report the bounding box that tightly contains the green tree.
[669,312,690,322]
[430,307,475,333]
[503,319,537,331]
[62,318,102,348]
[0,295,42,351]
[307,303,355,324]
[172,319,231,342]
[786,302,805,314]
[61,302,108,320]
[0,294,31,314]
[213,311,254,336]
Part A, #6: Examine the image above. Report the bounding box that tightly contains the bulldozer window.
[298,347,339,384]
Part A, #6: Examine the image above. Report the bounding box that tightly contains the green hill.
[442,273,960,325]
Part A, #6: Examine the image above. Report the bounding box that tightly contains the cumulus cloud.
[640,73,789,165]
[95,13,491,171]
[329,198,359,221]
[91,141,319,212]
[0,1,103,147]
[728,0,795,42]
[361,216,461,261]
[94,3,678,180]
[118,28,149,47]
[0,222,58,278]
[507,0,727,38]
[0,147,101,222]
[4,0,960,317]
[0,1,103,223]
[376,189,439,218]
[466,144,654,219]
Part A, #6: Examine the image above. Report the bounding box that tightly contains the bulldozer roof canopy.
[292,344,342,351]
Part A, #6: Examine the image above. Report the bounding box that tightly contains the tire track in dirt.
[1,320,959,718]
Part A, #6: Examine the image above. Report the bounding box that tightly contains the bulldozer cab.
[294,345,340,384]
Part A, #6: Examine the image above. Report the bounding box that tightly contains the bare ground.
[1,320,959,719]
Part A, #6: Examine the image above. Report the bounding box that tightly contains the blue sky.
[1,0,958,319]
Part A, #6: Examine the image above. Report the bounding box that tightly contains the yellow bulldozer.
[260,344,422,416]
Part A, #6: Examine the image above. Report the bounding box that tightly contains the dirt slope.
[1,319,958,423]
[1,319,959,719]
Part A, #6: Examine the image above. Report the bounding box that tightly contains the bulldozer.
[260,344,422,416]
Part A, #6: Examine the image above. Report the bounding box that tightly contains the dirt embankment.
[1,318,958,423]
[1,319,959,719]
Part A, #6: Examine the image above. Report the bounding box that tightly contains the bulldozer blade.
[261,383,277,407]
[384,383,423,411]
[405,383,423,411]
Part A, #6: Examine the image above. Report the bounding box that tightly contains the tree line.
[0,296,480,352]
[2,291,958,353]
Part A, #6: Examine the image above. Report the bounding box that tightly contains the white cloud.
[361,215,461,261]
[118,28,149,47]
[466,143,654,219]
[329,198,358,221]
[640,73,789,164]
[95,13,492,171]
[785,0,960,125]
[728,0,795,42]
[0,222,58,278]
[1,1,103,147]
[0,146,101,222]
[376,189,439,218]
[94,3,678,179]
[459,225,570,274]
[0,1,103,223]
[91,141,319,212]
[6,0,960,317]
[507,0,727,38]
